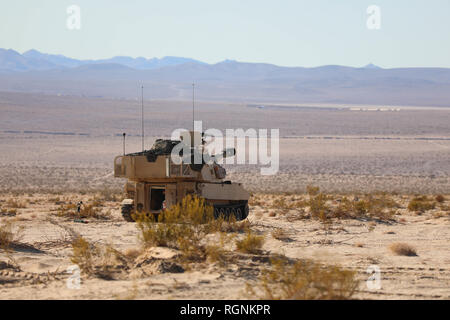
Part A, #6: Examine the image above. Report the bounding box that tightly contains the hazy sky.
[1,0,449,68]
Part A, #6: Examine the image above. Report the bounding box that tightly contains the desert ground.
[0,92,449,299]
[0,191,449,300]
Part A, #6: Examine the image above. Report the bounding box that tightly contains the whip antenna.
[123,132,126,155]
[141,85,144,152]
[192,82,195,133]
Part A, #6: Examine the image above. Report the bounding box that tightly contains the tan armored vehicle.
[114,131,249,222]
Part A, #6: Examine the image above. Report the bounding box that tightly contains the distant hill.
[1,49,204,71]
[0,48,58,72]
[363,63,382,69]
[0,48,449,107]
[22,49,82,68]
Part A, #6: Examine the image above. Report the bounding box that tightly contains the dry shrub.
[5,198,27,209]
[96,188,123,202]
[137,216,188,248]
[332,195,398,220]
[216,217,250,233]
[271,229,291,242]
[1,207,17,216]
[330,200,349,219]
[91,198,104,208]
[292,199,308,209]
[249,195,264,207]
[286,208,308,221]
[438,203,450,214]
[389,242,417,256]
[177,235,207,262]
[308,193,330,221]
[306,185,320,196]
[56,203,76,216]
[49,196,61,203]
[136,194,214,246]
[205,233,234,265]
[71,237,97,274]
[0,220,24,251]
[272,197,288,209]
[411,195,425,201]
[235,231,264,254]
[136,195,255,265]
[81,203,110,219]
[71,237,128,278]
[160,194,214,225]
[270,195,307,210]
[136,195,218,262]
[97,245,130,278]
[435,195,445,203]
[408,197,435,212]
[56,202,110,220]
[0,221,14,250]
[361,196,398,220]
[352,199,371,216]
[303,187,332,220]
[249,257,358,300]
[206,244,226,264]
[123,248,142,261]
[432,211,446,219]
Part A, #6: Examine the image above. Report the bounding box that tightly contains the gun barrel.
[213,148,235,161]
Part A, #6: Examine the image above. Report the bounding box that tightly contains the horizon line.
[3,47,450,70]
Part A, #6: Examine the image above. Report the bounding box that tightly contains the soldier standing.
[77,201,83,214]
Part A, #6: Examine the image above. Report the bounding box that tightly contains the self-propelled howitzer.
[114,131,249,221]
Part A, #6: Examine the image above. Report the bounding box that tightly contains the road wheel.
[121,204,134,222]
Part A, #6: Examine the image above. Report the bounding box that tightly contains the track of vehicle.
[213,201,249,221]
[121,201,249,222]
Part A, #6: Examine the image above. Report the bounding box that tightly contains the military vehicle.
[114,131,250,222]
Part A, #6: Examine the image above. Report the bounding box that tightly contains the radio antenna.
[192,82,195,133]
[141,85,144,152]
[123,132,126,155]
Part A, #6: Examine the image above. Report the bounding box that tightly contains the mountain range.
[0,48,449,107]
[0,48,204,72]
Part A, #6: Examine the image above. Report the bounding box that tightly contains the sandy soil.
[1,134,450,194]
[0,193,449,300]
